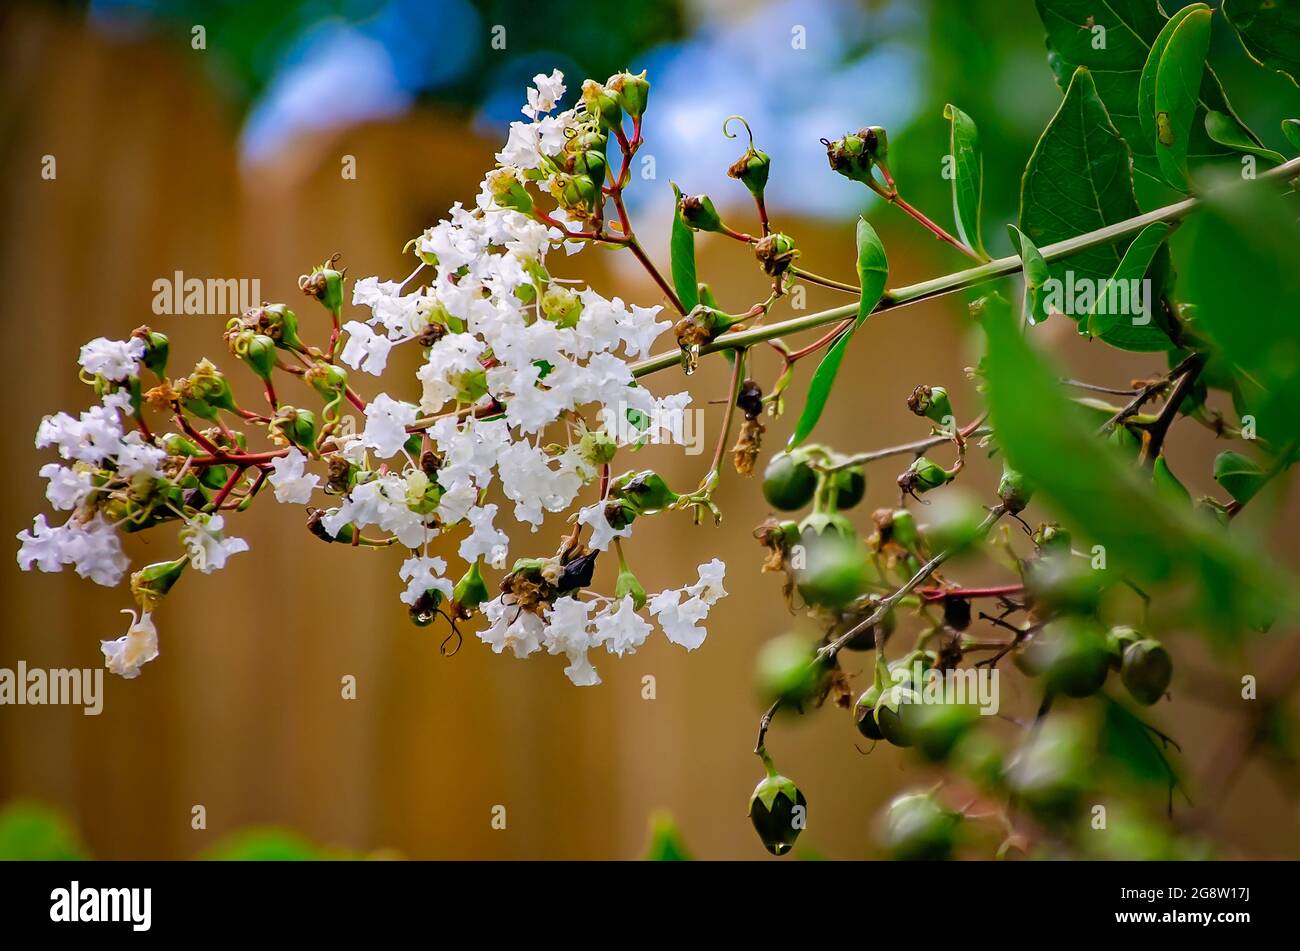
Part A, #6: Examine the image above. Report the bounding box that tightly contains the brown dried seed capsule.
[419,449,443,477]
[417,321,448,348]
[737,379,764,419]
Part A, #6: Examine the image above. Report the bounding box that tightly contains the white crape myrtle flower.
[417,333,487,413]
[577,501,631,551]
[36,396,129,466]
[181,513,250,574]
[324,472,432,548]
[267,447,320,504]
[361,393,418,458]
[115,431,167,479]
[78,336,146,382]
[523,69,565,119]
[339,320,396,376]
[398,555,453,607]
[458,503,509,566]
[543,596,600,686]
[496,440,584,529]
[40,463,93,511]
[479,595,546,659]
[647,561,729,651]
[101,610,159,679]
[17,512,129,586]
[593,595,653,657]
[434,477,478,527]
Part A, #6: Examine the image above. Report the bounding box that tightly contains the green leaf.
[643,811,692,861]
[1224,0,1300,88]
[1035,0,1265,207]
[978,292,1286,639]
[1100,697,1181,790]
[944,103,988,259]
[1019,68,1140,311]
[788,218,888,447]
[1182,175,1300,448]
[1006,224,1050,325]
[669,182,698,314]
[1138,4,1202,162]
[1284,118,1300,151]
[1214,451,1267,503]
[1085,221,1174,352]
[1152,5,1213,192]
[1153,455,1192,507]
[1205,111,1285,164]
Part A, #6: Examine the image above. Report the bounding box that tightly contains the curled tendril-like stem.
[438,610,463,656]
[723,114,756,148]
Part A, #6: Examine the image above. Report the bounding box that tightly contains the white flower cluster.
[480,560,727,685]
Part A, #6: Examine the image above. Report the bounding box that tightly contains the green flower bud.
[563,146,606,181]
[553,173,599,216]
[607,70,649,119]
[229,330,277,381]
[541,285,583,328]
[609,469,679,514]
[822,126,888,184]
[679,194,724,233]
[129,556,187,613]
[883,792,960,861]
[179,359,238,420]
[726,115,771,198]
[1121,638,1172,705]
[581,79,622,129]
[569,130,608,154]
[452,560,490,614]
[898,456,951,496]
[754,233,797,276]
[487,168,534,214]
[163,433,200,457]
[997,464,1033,514]
[614,566,647,610]
[749,768,807,857]
[762,451,817,511]
[907,384,953,426]
[133,327,169,377]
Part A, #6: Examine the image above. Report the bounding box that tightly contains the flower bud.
[607,70,649,119]
[1019,618,1110,698]
[898,456,951,496]
[762,450,817,511]
[1120,638,1172,705]
[228,329,277,381]
[132,327,169,377]
[822,126,887,183]
[1005,716,1092,823]
[487,168,534,214]
[581,79,622,130]
[737,378,764,419]
[163,433,200,457]
[450,561,489,616]
[679,194,723,233]
[1105,624,1141,667]
[748,769,807,856]
[727,144,771,199]
[997,464,1033,514]
[308,508,353,544]
[563,146,606,181]
[551,173,599,217]
[889,508,919,549]
[577,428,617,467]
[756,633,824,707]
[907,384,953,426]
[754,233,798,276]
[129,556,187,613]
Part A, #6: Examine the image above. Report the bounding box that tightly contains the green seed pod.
[754,232,798,276]
[854,683,885,740]
[830,465,866,509]
[581,79,623,129]
[577,428,617,467]
[163,433,200,457]
[883,792,959,861]
[607,69,649,119]
[179,359,238,420]
[232,331,277,381]
[794,519,868,608]
[261,303,305,351]
[679,194,724,233]
[874,682,923,748]
[1121,638,1172,705]
[559,173,598,210]
[907,384,953,426]
[306,363,348,401]
[755,633,822,707]
[1005,717,1092,823]
[762,451,817,511]
[822,126,887,184]
[898,456,951,496]
[889,508,919,549]
[997,464,1033,514]
[614,566,647,610]
[1105,624,1142,668]
[1022,549,1103,616]
[748,771,807,856]
[951,729,1006,792]
[1020,618,1110,698]
[913,698,979,762]
[726,116,771,198]
[272,406,318,451]
[568,130,608,154]
[609,469,679,514]
[452,560,490,614]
